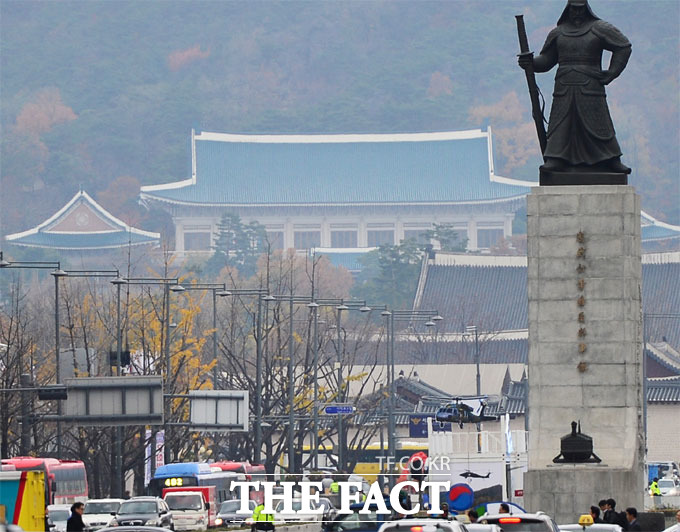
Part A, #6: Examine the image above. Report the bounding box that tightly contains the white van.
[163,491,210,531]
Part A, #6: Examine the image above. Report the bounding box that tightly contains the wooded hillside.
[1,0,678,237]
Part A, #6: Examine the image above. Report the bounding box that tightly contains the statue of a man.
[518,0,632,175]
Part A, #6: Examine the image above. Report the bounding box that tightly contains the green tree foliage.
[204,213,267,278]
[422,223,467,252]
[352,240,422,310]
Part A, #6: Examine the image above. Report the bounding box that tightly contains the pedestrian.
[603,499,616,524]
[590,506,602,523]
[649,477,661,496]
[66,502,86,532]
[467,510,478,523]
[625,508,641,532]
[599,500,608,517]
[499,503,510,514]
[440,503,450,520]
[252,502,275,532]
[604,499,628,532]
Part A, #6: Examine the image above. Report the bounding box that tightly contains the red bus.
[211,461,266,503]
[1,457,88,504]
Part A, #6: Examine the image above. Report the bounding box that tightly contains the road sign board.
[63,376,163,425]
[324,404,355,415]
[190,390,249,432]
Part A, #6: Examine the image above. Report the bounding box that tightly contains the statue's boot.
[606,157,632,174]
[539,157,565,172]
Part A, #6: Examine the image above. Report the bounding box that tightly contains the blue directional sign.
[325,405,355,415]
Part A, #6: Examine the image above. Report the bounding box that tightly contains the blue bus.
[149,462,243,503]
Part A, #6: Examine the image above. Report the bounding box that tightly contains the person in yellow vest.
[649,477,661,496]
[330,479,340,494]
[253,502,275,532]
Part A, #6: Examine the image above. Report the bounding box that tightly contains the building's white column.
[284,219,294,250]
[358,218,368,247]
[467,219,478,250]
[504,214,513,238]
[320,218,331,248]
[175,221,184,252]
[395,219,404,243]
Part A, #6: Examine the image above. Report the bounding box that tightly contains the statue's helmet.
[557,0,600,24]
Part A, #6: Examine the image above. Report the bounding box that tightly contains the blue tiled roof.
[393,338,528,364]
[5,190,160,251]
[642,224,680,242]
[419,264,528,334]
[141,132,529,206]
[643,262,680,349]
[8,231,159,250]
[416,257,680,352]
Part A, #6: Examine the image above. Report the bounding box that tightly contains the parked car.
[83,499,125,530]
[479,512,561,532]
[560,525,622,532]
[658,478,680,496]
[47,504,72,532]
[323,500,397,532]
[111,497,174,530]
[215,499,257,527]
[274,498,323,523]
[379,519,468,532]
[163,491,211,531]
[99,527,173,532]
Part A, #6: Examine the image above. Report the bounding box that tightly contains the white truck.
[163,489,213,531]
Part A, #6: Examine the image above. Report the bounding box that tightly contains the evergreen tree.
[205,213,267,278]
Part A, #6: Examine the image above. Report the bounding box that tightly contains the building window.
[477,228,504,249]
[403,229,430,244]
[184,232,211,251]
[294,231,321,250]
[331,231,358,248]
[367,230,394,247]
[266,232,284,250]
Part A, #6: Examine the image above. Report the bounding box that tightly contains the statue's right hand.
[518,53,534,70]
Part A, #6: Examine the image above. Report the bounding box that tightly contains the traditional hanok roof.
[415,251,680,356]
[415,254,528,334]
[5,190,160,250]
[139,129,533,207]
[641,211,680,242]
[647,376,680,403]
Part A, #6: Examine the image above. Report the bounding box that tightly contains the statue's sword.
[516,14,548,156]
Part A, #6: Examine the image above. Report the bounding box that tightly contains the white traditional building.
[139,129,535,253]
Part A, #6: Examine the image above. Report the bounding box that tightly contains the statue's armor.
[540,20,631,166]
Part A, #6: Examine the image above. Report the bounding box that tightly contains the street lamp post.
[123,277,183,467]
[383,309,442,485]
[465,325,481,452]
[335,303,348,473]
[308,301,319,470]
[0,253,66,457]
[218,288,271,464]
[66,270,124,496]
[171,283,230,389]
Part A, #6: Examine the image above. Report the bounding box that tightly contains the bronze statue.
[517,0,632,183]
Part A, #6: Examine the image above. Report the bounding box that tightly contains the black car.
[111,497,174,530]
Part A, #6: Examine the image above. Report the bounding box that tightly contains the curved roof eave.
[138,192,527,208]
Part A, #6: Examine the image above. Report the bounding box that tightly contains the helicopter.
[434,396,497,429]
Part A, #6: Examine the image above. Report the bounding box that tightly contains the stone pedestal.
[525,186,644,522]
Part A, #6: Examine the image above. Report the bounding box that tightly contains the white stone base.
[524,466,641,523]
[526,185,644,514]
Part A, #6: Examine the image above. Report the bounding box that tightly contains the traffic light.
[37,386,68,401]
